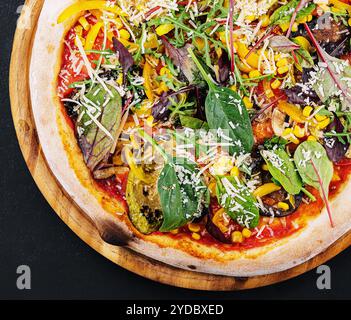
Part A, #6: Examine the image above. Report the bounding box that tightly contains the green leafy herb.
[270,0,315,26]
[179,115,209,130]
[261,147,302,195]
[138,130,210,232]
[216,176,259,228]
[188,48,254,156]
[78,84,122,171]
[294,141,334,226]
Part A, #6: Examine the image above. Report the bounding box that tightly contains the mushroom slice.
[272,108,286,137]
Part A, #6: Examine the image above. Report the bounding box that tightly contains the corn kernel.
[317,118,330,129]
[302,106,313,117]
[249,70,261,78]
[243,96,253,109]
[194,37,205,51]
[119,29,131,40]
[265,89,274,98]
[292,22,299,32]
[277,65,289,74]
[242,74,249,79]
[307,135,317,141]
[276,58,289,68]
[274,53,282,62]
[282,128,293,136]
[277,202,290,211]
[191,232,201,240]
[271,79,282,90]
[74,25,83,36]
[242,228,252,238]
[245,15,256,22]
[156,23,175,36]
[188,223,201,233]
[114,18,123,29]
[170,229,179,235]
[208,182,217,196]
[332,172,341,182]
[230,166,240,177]
[315,114,327,122]
[145,116,154,127]
[290,136,300,144]
[79,17,90,31]
[259,14,270,27]
[307,15,313,22]
[280,22,290,32]
[232,231,243,243]
[253,183,281,198]
[262,164,269,171]
[230,85,237,91]
[293,125,305,138]
[348,18,351,27]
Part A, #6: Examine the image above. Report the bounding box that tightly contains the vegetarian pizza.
[29,0,351,275]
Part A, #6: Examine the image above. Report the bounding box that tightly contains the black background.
[1,0,350,300]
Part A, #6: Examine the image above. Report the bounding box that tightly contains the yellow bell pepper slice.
[253,183,281,198]
[236,42,259,69]
[329,0,351,13]
[84,22,103,51]
[143,62,155,101]
[124,148,151,183]
[57,1,126,24]
[278,101,307,123]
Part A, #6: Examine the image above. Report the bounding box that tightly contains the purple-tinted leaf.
[78,84,122,171]
[112,37,134,83]
[152,86,195,121]
[284,69,321,106]
[161,36,200,84]
[324,114,349,162]
[269,35,300,53]
[217,52,230,84]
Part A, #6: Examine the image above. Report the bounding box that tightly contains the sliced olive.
[260,193,303,218]
[126,167,163,234]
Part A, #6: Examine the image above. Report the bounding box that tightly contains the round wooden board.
[9,0,351,291]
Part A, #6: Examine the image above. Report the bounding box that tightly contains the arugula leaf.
[216,176,259,228]
[294,141,333,198]
[270,0,315,25]
[261,147,302,195]
[188,48,254,156]
[158,158,210,232]
[78,84,122,171]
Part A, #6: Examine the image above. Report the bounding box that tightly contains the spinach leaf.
[188,48,254,156]
[179,115,209,130]
[158,158,210,232]
[138,130,210,232]
[304,23,351,112]
[294,141,333,198]
[261,147,302,195]
[78,84,122,171]
[216,176,259,228]
[270,0,315,26]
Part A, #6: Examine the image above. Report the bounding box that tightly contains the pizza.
[29,0,351,276]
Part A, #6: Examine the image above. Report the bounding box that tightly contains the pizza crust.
[29,0,351,276]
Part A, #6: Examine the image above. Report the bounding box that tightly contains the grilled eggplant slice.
[126,167,163,234]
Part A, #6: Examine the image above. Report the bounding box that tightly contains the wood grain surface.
[9,0,351,291]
